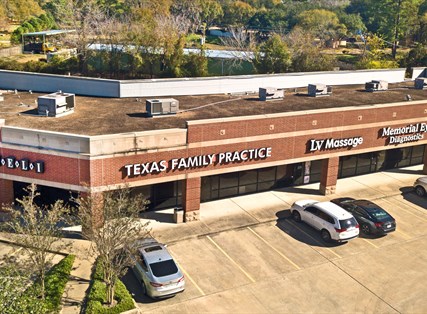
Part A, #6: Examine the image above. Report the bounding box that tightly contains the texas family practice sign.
[123,147,272,177]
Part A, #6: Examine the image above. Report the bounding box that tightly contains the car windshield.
[339,217,358,229]
[364,206,392,222]
[149,259,178,277]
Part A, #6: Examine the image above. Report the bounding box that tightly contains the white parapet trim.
[0,126,187,156]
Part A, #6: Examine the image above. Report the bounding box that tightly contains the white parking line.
[361,238,379,249]
[395,229,411,239]
[247,227,301,270]
[206,235,256,283]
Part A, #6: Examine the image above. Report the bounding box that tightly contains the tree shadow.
[121,270,162,304]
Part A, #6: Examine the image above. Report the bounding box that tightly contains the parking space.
[126,191,427,313]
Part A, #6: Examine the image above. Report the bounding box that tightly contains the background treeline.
[0,0,426,78]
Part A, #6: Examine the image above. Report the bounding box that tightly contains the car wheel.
[321,229,331,243]
[361,223,371,235]
[292,211,301,222]
[415,186,426,197]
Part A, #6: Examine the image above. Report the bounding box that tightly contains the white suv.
[291,199,359,242]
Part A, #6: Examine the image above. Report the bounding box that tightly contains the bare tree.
[0,257,47,314]
[74,187,150,306]
[3,184,69,300]
[219,27,257,71]
[55,0,110,74]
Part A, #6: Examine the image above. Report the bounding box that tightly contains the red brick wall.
[182,178,201,213]
[0,179,14,210]
[0,148,90,186]
[320,157,339,195]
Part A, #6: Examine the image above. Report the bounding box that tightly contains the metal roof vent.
[308,84,332,97]
[365,80,388,92]
[415,77,427,90]
[146,98,179,117]
[259,87,284,101]
[37,92,75,117]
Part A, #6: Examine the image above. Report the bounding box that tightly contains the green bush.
[85,258,135,314]
[44,254,76,312]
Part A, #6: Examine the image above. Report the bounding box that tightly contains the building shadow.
[140,210,175,224]
[276,186,322,196]
[383,168,424,175]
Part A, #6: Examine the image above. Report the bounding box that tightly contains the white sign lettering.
[124,147,272,177]
[309,137,363,152]
[0,156,45,173]
[381,123,427,145]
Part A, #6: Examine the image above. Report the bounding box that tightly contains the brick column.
[423,146,427,174]
[182,177,201,222]
[319,157,339,195]
[0,179,14,211]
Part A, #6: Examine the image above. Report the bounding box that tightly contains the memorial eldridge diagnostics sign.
[381,123,427,145]
[124,147,272,177]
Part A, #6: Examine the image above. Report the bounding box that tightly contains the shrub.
[85,258,135,314]
[44,254,76,312]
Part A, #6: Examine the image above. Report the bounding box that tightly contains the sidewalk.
[144,165,424,244]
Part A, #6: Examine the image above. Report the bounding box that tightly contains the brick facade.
[182,177,201,222]
[0,179,13,210]
[2,101,427,221]
[320,157,339,195]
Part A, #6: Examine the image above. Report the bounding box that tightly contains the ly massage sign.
[124,147,272,177]
[309,136,364,152]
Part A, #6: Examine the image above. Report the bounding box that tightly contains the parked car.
[290,200,359,242]
[130,238,185,299]
[331,198,396,235]
[413,177,427,196]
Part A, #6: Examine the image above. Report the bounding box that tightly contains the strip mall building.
[0,69,426,221]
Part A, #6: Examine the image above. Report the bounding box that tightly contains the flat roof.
[23,30,75,37]
[0,81,426,136]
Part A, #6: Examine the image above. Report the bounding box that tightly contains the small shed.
[22,29,75,54]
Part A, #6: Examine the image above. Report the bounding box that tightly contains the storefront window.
[339,145,425,179]
[410,145,425,164]
[133,181,182,210]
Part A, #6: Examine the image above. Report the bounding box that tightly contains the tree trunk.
[40,267,45,300]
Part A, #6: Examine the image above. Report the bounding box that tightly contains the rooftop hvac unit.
[146,98,179,117]
[308,84,332,97]
[365,80,388,92]
[415,77,427,90]
[37,91,75,117]
[259,87,284,101]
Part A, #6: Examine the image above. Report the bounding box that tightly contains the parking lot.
[123,188,427,313]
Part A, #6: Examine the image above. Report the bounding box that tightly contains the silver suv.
[291,200,359,242]
[131,238,185,299]
[414,177,427,196]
